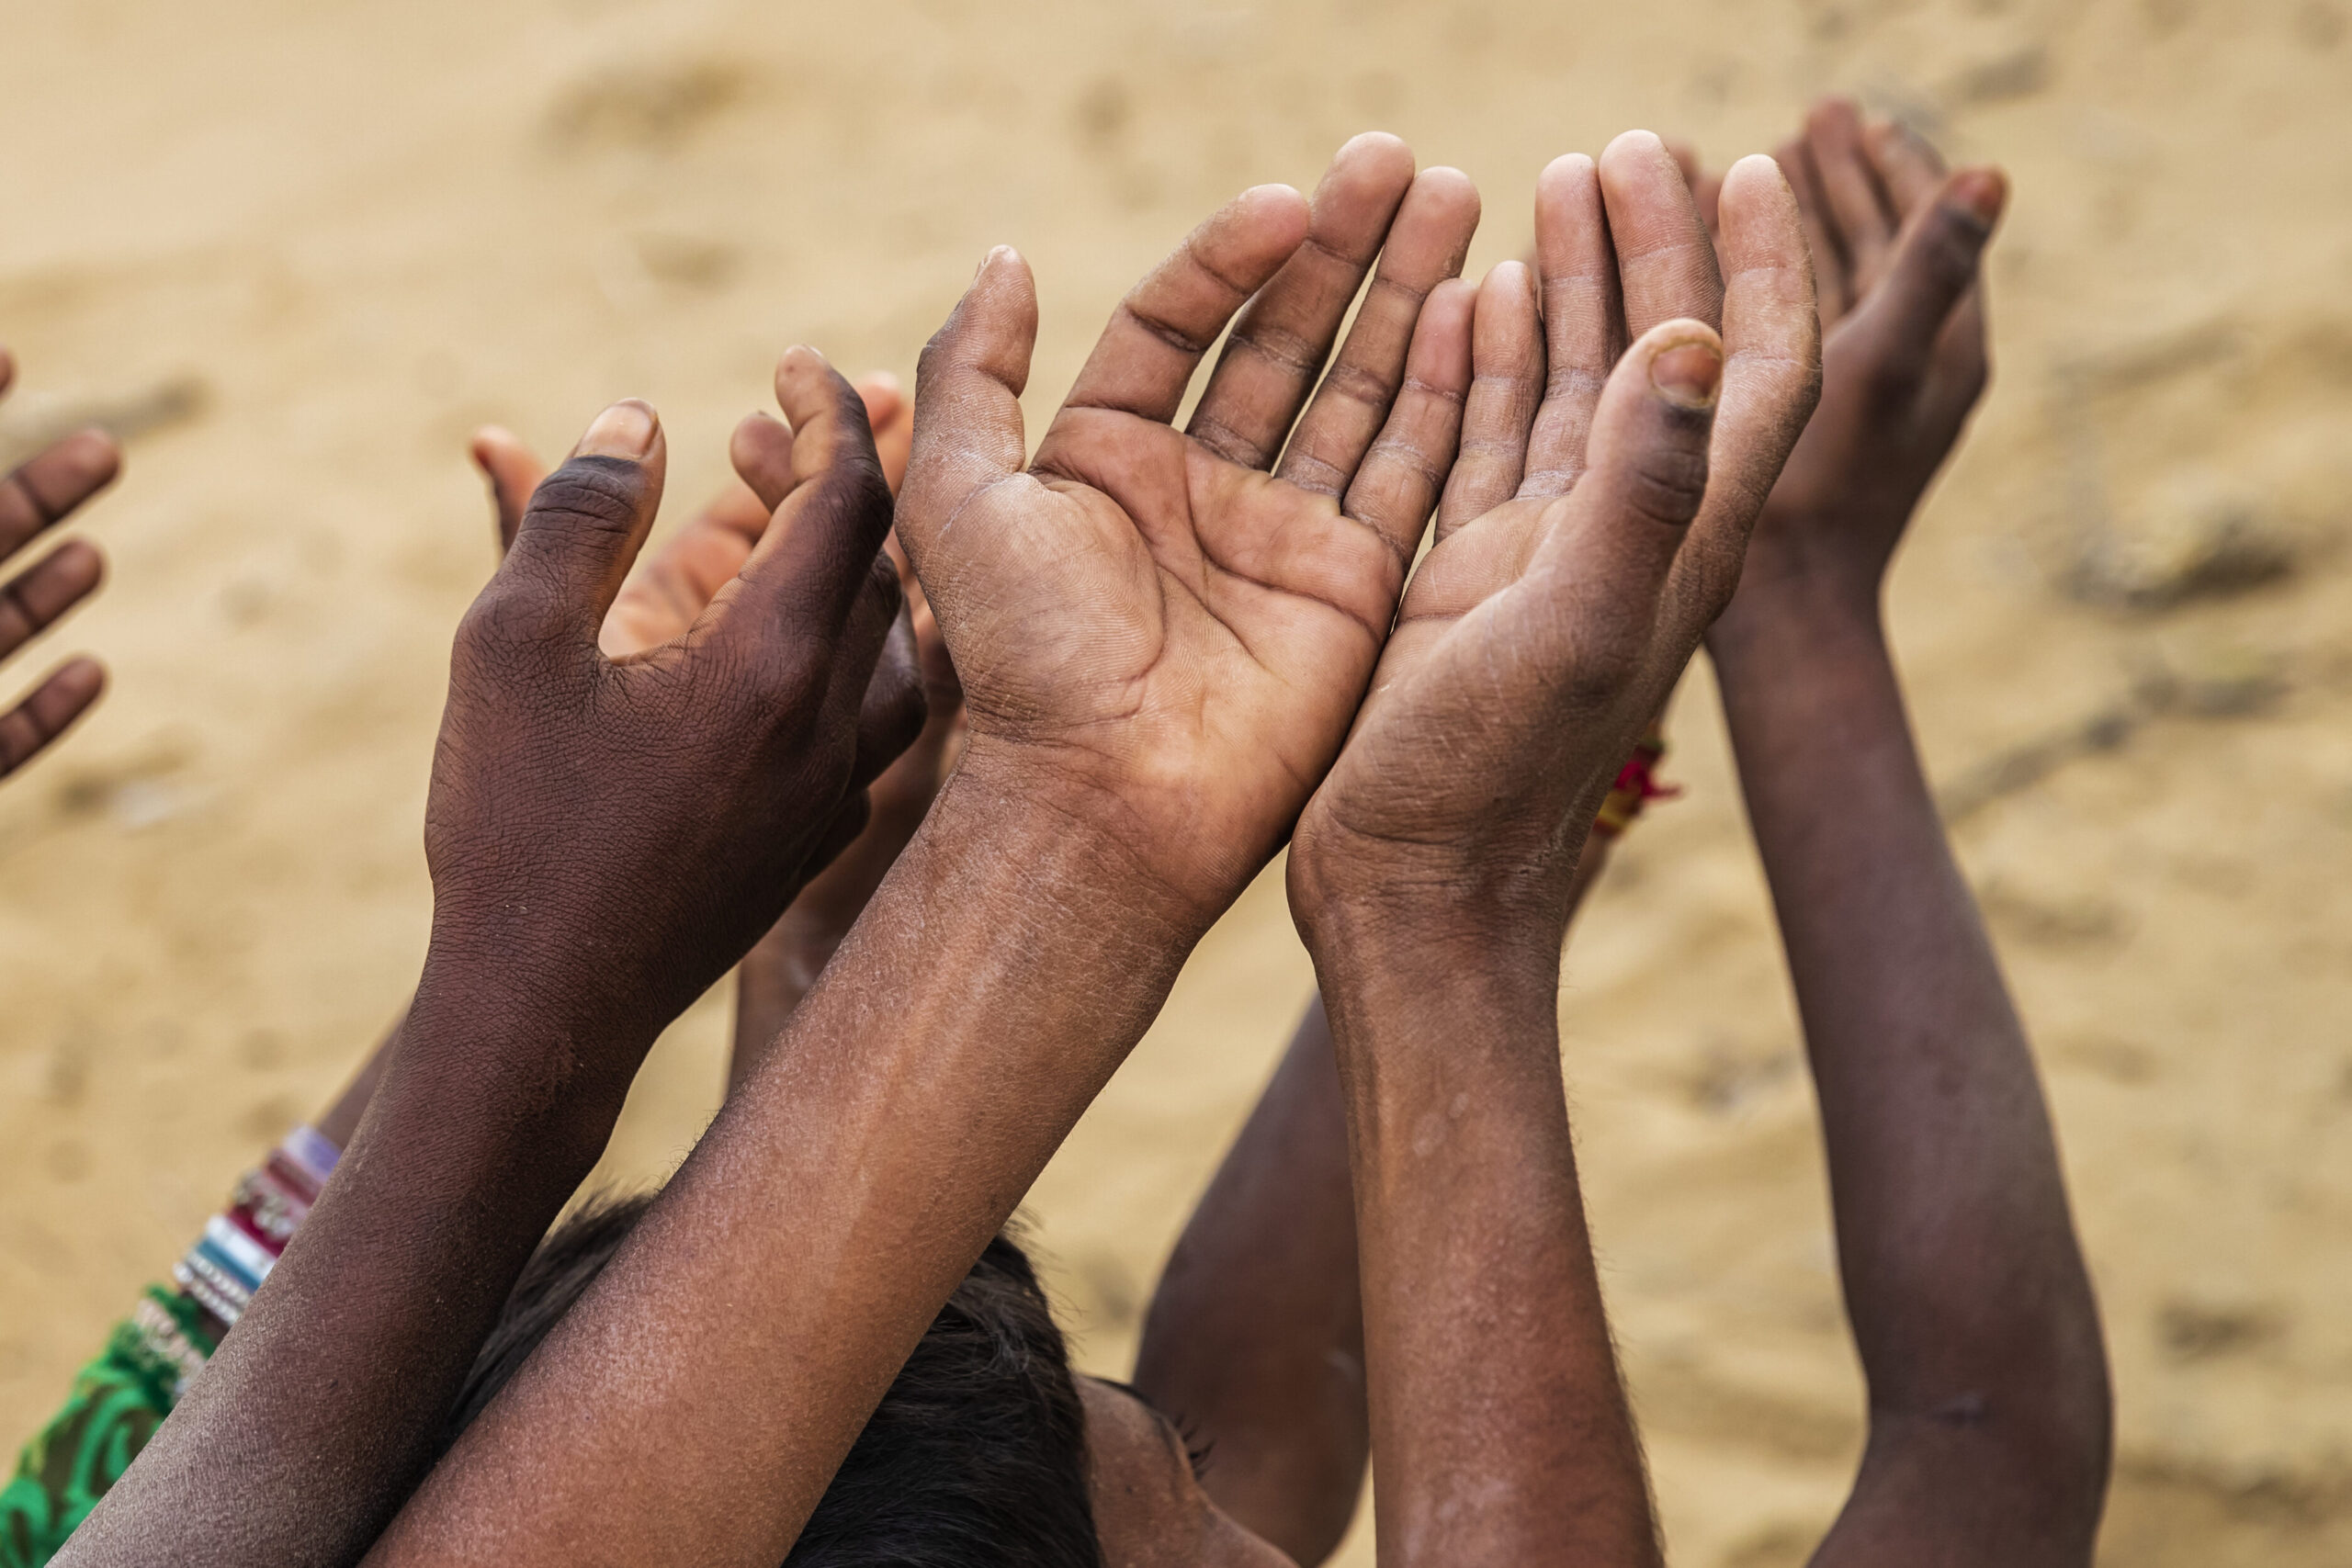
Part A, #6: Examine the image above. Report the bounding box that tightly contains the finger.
[469,427,548,556]
[1533,320,1723,612]
[496,400,668,639]
[0,349,15,401]
[710,347,896,660]
[0,539,103,660]
[1866,118,1948,217]
[848,594,927,791]
[1847,169,2005,388]
[0,429,119,564]
[1051,185,1311,426]
[1775,136,1850,321]
[1189,133,1418,469]
[1524,153,1620,496]
[900,247,1038,581]
[1434,265,1541,538]
[856,373,914,497]
[0,656,105,779]
[1676,155,1822,606]
[1597,130,1724,341]
[729,408,803,514]
[1278,165,1482,498]
[1805,97,1899,295]
[1340,274,1476,559]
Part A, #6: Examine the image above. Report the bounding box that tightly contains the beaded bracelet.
[1591,723,1679,839]
[171,1124,339,1327]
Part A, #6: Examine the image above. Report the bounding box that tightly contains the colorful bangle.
[1591,723,1679,839]
[171,1124,339,1328]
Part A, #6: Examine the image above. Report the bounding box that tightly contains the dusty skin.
[0,2,2349,1564]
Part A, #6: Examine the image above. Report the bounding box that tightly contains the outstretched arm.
[1706,101,2110,1567]
[1288,138,1820,1568]
[368,135,1487,1568]
[62,355,920,1568]
[1131,834,1618,1567]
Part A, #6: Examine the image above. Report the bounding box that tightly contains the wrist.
[1711,536,1883,649]
[401,947,651,1142]
[1293,866,1566,1015]
[948,736,1239,944]
[1708,574,1892,687]
[1288,805,1587,966]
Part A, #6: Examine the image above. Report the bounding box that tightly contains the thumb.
[1535,319,1724,608]
[1847,167,2004,386]
[899,247,1038,582]
[497,399,667,639]
[469,426,548,557]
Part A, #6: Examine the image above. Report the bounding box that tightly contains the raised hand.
[900,133,1482,922]
[1714,97,2006,633]
[1283,134,1818,1568]
[473,374,951,1086]
[0,350,120,779]
[1292,135,1820,921]
[1703,105,2109,1568]
[425,348,923,1056]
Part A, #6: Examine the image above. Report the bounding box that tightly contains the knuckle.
[455,579,550,651]
[524,458,644,540]
[1621,438,1713,529]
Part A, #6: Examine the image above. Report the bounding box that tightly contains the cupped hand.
[1713,98,2006,635]
[424,348,923,1056]
[900,134,1484,922]
[1290,135,1821,933]
[0,350,120,779]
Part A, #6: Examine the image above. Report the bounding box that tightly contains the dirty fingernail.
[1951,168,2007,226]
[1650,339,1724,409]
[578,399,657,459]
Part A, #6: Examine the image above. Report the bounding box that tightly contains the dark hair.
[437,1192,1102,1568]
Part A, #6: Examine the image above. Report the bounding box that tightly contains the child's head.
[440,1195,1101,1567]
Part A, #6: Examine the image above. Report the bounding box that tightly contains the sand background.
[0,0,2347,1561]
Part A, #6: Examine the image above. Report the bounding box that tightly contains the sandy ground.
[0,0,2347,1561]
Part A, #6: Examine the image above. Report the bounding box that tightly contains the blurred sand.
[1,0,2348,1562]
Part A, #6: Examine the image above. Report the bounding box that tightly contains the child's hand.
[899,135,1482,929]
[1289,138,1820,934]
[424,349,922,1064]
[472,373,913,660]
[0,350,119,778]
[1713,98,2007,637]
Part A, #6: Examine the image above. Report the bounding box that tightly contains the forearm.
[1133,993,1366,1565]
[1711,597,2109,1537]
[1133,837,1615,1564]
[313,1014,404,1150]
[368,754,1204,1567]
[62,976,639,1568]
[1307,909,1657,1568]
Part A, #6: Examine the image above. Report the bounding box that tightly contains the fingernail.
[1951,168,2007,227]
[1650,339,1724,410]
[578,399,657,459]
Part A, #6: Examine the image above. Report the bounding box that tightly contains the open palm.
[1296,136,1822,912]
[901,136,1483,918]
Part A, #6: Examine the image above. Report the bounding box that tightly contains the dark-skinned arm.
[368,135,1492,1568]
[1284,139,1818,1568]
[1131,840,1612,1567]
[1707,100,2111,1567]
[59,354,921,1568]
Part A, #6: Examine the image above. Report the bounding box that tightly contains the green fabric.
[0,1289,216,1568]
